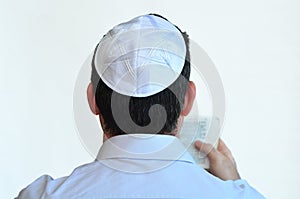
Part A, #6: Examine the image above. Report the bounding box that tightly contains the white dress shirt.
[17,134,265,199]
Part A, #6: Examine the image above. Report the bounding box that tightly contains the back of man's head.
[91,14,191,136]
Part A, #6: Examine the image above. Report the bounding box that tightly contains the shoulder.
[162,162,266,198]
[16,175,58,199]
[16,161,100,199]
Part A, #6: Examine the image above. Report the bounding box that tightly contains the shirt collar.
[96,134,195,173]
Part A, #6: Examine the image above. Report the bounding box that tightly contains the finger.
[194,140,218,159]
[217,139,235,164]
[217,139,229,152]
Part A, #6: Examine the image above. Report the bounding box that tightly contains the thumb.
[194,140,218,161]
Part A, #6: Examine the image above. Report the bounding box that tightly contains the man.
[17,14,265,198]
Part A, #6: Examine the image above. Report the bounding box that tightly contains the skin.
[87,81,240,181]
[194,139,241,181]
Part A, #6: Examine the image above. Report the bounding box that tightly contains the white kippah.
[94,14,186,97]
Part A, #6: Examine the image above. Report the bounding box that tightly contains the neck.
[102,116,184,142]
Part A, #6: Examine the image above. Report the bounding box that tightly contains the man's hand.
[194,139,241,181]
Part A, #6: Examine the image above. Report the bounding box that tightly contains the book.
[180,117,221,168]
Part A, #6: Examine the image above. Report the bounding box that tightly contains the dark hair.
[91,14,191,136]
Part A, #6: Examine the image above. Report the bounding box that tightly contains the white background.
[0,0,299,198]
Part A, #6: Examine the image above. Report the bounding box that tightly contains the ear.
[180,81,196,116]
[87,83,100,115]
